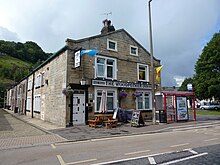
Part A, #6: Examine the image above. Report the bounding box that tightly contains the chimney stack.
[101,19,115,35]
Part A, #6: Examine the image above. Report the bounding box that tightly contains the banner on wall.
[176,97,188,121]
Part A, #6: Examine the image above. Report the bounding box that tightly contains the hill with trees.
[0,40,52,107]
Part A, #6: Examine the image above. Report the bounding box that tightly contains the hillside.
[0,54,31,87]
[0,40,52,107]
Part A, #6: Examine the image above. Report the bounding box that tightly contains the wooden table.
[88,114,117,128]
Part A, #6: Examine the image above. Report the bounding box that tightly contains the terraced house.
[7,20,161,127]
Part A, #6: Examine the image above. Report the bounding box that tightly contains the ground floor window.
[26,97,31,111]
[95,87,117,112]
[34,95,41,112]
[136,91,151,111]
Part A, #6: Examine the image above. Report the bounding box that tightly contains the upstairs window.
[95,56,117,79]
[138,64,149,82]
[27,79,33,90]
[130,45,138,56]
[107,39,117,51]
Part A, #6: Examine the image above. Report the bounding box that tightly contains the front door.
[72,92,85,125]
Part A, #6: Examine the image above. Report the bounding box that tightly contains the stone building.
[7,20,161,127]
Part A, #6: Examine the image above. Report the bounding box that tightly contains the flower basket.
[119,91,128,98]
[133,92,142,97]
[62,88,73,96]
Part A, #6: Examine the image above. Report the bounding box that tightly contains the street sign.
[187,84,192,91]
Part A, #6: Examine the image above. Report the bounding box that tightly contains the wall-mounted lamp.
[80,78,86,85]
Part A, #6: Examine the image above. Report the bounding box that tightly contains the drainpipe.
[31,73,35,118]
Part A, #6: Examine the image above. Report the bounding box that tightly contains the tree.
[194,32,220,100]
[178,78,193,91]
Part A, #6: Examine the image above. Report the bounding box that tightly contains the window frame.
[136,91,152,111]
[26,96,31,111]
[107,39,117,51]
[27,79,33,91]
[34,95,41,113]
[130,45,138,56]
[94,87,117,113]
[95,55,117,80]
[137,63,149,82]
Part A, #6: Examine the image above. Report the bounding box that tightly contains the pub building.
[7,20,161,127]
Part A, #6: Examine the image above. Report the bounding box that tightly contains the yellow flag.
[156,65,163,83]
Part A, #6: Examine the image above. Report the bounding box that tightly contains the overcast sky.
[0,0,220,87]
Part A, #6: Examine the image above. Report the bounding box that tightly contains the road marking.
[204,138,219,142]
[160,152,208,165]
[51,144,56,149]
[91,151,174,165]
[57,155,66,165]
[183,149,198,154]
[125,150,150,155]
[170,143,189,148]
[67,158,97,165]
[148,156,156,164]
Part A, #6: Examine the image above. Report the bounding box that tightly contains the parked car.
[200,104,220,110]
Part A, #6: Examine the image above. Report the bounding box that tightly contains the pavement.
[1,108,220,150]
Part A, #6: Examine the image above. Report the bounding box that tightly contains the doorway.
[72,91,85,125]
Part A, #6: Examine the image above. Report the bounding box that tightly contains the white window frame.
[136,91,152,111]
[40,71,45,86]
[28,79,33,90]
[26,97,31,110]
[95,55,117,79]
[137,63,149,82]
[94,87,117,113]
[34,95,41,112]
[107,39,117,51]
[35,74,42,88]
[130,45,138,56]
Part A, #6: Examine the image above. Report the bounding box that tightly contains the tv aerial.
[101,12,112,19]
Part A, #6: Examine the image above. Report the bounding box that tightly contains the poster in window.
[176,97,188,121]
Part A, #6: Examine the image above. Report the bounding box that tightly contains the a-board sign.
[131,110,145,127]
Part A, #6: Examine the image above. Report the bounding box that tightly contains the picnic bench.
[88,112,118,128]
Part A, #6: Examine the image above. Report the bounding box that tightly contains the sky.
[0,0,220,87]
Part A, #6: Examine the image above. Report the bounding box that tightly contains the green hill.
[0,54,31,87]
[0,40,52,107]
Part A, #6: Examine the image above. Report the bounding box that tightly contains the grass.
[188,109,220,115]
[196,109,220,115]
[0,55,30,68]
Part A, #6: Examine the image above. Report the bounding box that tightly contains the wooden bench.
[104,119,118,129]
[88,118,103,128]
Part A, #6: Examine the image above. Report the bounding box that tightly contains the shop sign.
[176,97,188,121]
[92,79,151,89]
[74,50,81,68]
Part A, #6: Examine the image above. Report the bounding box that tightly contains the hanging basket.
[133,92,142,97]
[119,91,128,98]
[62,88,73,96]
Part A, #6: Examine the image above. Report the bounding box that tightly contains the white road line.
[91,151,174,165]
[51,144,56,149]
[160,152,208,165]
[204,138,219,142]
[148,156,156,164]
[170,143,189,148]
[125,150,150,155]
[67,158,97,165]
[183,149,198,154]
[57,155,66,165]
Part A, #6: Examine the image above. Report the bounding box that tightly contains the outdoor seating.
[88,117,102,128]
[104,118,118,128]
